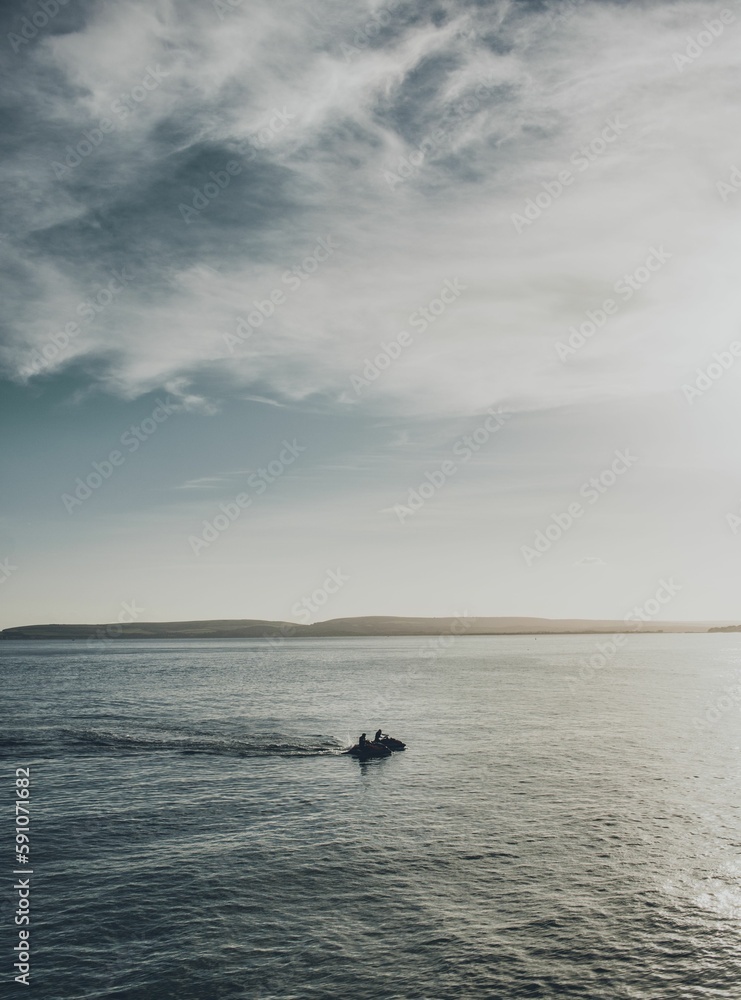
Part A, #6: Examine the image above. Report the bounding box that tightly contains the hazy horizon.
[2,0,741,628]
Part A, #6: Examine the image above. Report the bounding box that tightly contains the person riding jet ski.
[374,729,406,751]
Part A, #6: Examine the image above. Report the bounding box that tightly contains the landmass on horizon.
[1,616,739,640]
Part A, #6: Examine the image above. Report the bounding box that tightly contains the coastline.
[2,616,738,640]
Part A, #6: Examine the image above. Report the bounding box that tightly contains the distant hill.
[0,616,734,640]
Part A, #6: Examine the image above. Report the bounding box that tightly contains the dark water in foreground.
[1,635,740,999]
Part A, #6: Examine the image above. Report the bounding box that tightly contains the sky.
[1,0,741,628]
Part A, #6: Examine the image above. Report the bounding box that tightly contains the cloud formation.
[2,0,741,421]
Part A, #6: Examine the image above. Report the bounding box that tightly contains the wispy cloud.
[176,477,228,491]
[2,0,740,422]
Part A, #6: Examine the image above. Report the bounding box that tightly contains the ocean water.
[1,634,740,999]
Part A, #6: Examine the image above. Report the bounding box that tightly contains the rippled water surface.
[1,635,740,999]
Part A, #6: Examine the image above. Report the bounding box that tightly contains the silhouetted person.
[374,729,383,743]
[358,733,367,748]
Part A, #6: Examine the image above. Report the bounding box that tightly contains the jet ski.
[343,741,391,759]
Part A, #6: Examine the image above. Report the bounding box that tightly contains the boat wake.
[2,727,345,759]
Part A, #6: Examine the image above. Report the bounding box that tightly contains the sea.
[1,634,740,999]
